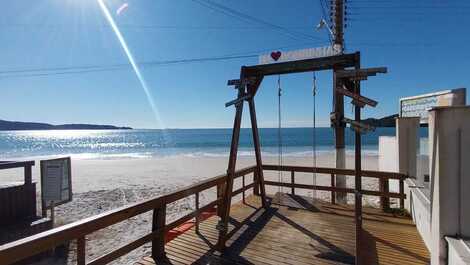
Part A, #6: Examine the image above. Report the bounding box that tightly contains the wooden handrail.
[0,163,407,265]
[0,161,35,170]
[264,181,405,199]
[0,165,257,265]
[262,164,408,180]
[0,160,35,185]
[263,164,408,209]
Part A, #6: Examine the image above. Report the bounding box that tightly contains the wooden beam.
[343,117,375,133]
[336,67,387,79]
[248,98,267,208]
[225,95,251,108]
[337,86,378,108]
[218,66,246,250]
[263,181,405,199]
[227,77,257,87]
[261,164,408,180]
[244,53,358,77]
[353,60,363,265]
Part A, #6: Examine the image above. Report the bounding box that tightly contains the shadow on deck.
[136,194,429,265]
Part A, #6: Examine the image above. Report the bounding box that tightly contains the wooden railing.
[0,160,37,225]
[0,160,35,185]
[0,166,258,265]
[262,164,407,210]
[0,164,407,265]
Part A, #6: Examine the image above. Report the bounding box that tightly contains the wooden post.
[353,54,363,265]
[331,173,336,204]
[50,201,55,227]
[152,205,166,262]
[77,236,86,265]
[216,182,224,219]
[248,97,267,208]
[242,175,246,203]
[290,171,295,195]
[195,192,200,233]
[218,70,246,250]
[333,68,347,204]
[24,165,32,185]
[399,179,405,210]
[380,179,390,211]
[253,169,260,196]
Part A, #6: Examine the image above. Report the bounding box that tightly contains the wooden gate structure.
[219,51,387,264]
[0,52,418,265]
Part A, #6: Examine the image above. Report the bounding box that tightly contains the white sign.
[259,45,342,65]
[41,157,72,208]
[400,88,466,123]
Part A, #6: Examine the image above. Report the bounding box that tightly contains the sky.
[0,0,469,129]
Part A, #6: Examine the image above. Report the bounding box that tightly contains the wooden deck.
[136,194,429,265]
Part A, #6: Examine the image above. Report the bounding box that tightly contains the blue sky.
[1,0,469,129]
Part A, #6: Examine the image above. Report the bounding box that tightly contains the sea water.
[0,127,428,160]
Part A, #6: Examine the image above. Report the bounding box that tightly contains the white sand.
[0,154,382,264]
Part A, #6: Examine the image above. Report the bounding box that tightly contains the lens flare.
[97,0,166,129]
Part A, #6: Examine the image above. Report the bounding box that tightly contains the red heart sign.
[270,51,282,61]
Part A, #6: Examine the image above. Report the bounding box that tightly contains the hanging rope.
[312,72,317,201]
[277,75,283,200]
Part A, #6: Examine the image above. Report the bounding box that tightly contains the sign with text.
[41,157,72,209]
[258,45,341,65]
[399,88,466,123]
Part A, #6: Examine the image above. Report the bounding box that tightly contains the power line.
[0,23,316,31]
[192,0,326,42]
[0,42,328,79]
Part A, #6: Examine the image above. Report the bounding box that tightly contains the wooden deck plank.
[136,193,429,265]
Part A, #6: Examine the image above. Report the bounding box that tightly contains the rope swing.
[277,75,283,201]
[312,72,318,201]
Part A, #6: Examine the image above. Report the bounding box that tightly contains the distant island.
[362,114,398,127]
[0,119,132,131]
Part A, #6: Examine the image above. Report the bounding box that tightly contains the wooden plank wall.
[0,183,37,225]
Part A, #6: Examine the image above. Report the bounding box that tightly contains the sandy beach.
[0,154,381,264]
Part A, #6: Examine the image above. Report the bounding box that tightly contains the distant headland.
[0,119,132,131]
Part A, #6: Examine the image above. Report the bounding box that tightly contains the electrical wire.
[0,42,329,79]
[192,0,326,42]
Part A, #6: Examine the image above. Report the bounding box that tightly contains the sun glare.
[97,0,167,130]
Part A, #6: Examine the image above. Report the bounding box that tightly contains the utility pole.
[331,0,347,203]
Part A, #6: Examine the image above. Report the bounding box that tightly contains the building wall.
[429,106,470,265]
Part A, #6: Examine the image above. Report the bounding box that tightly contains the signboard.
[400,88,466,123]
[259,45,341,65]
[41,157,72,209]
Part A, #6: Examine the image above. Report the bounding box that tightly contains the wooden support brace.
[225,94,251,107]
[343,117,375,133]
[227,77,257,87]
[336,67,387,79]
[336,87,378,107]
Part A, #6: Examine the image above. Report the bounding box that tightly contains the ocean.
[0,127,429,160]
